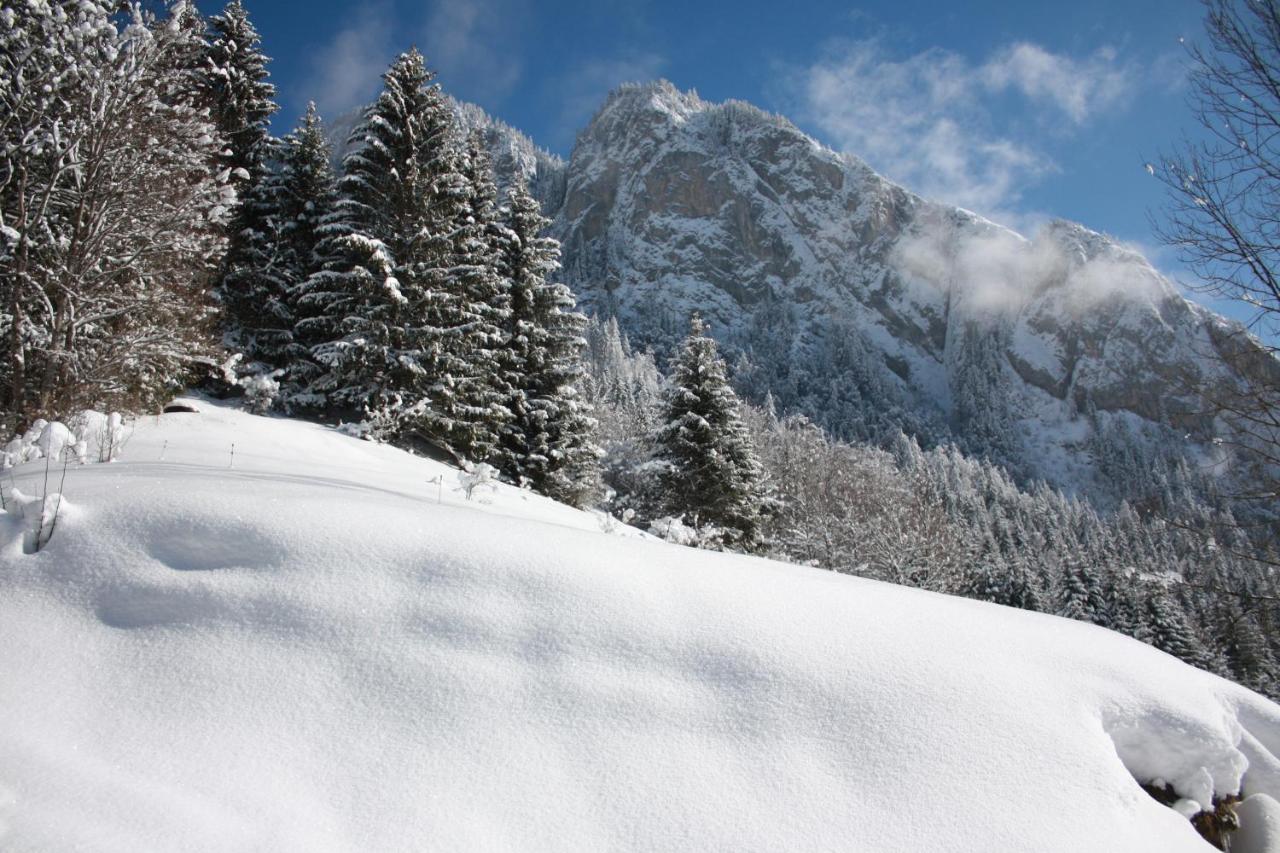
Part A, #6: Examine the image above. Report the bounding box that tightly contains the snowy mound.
[1,402,1279,851]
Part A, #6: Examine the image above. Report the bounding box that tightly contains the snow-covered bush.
[36,422,73,461]
[239,371,282,414]
[5,419,80,467]
[4,488,69,553]
[338,400,405,444]
[647,516,733,550]
[457,464,498,501]
[93,413,128,463]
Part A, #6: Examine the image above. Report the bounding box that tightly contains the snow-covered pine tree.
[1144,588,1216,671]
[962,547,1045,612]
[217,151,290,368]
[163,0,213,109]
[1106,573,1147,639]
[1210,598,1278,695]
[206,1,276,181]
[304,50,504,461]
[207,0,281,359]
[949,322,1022,474]
[275,103,339,402]
[303,51,439,417]
[654,314,768,551]
[411,129,512,462]
[1057,556,1112,627]
[581,316,664,519]
[0,2,231,427]
[494,177,599,505]
[218,100,342,389]
[1004,557,1047,612]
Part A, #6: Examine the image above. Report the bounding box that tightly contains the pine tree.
[1144,589,1216,671]
[206,1,276,180]
[304,50,508,461]
[494,178,599,505]
[654,315,768,551]
[950,322,1021,472]
[163,0,214,110]
[217,151,290,367]
[1212,600,1278,695]
[219,102,341,381]
[1058,556,1112,627]
[412,129,511,462]
[1105,571,1146,639]
[207,0,280,356]
[277,103,339,400]
[1004,558,1047,612]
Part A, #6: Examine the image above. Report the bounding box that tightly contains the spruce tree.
[207,0,280,355]
[219,101,341,383]
[206,1,276,180]
[163,0,214,110]
[494,178,599,505]
[304,50,507,461]
[1144,589,1216,671]
[217,153,290,367]
[277,104,340,400]
[1058,556,1112,627]
[1105,572,1146,639]
[1213,600,1278,695]
[654,314,767,551]
[416,129,512,461]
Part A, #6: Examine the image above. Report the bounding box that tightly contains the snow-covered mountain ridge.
[2,401,1280,850]
[460,80,1267,498]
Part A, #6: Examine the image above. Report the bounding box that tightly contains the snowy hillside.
[2,402,1279,851]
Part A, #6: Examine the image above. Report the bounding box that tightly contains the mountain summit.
[432,80,1263,500]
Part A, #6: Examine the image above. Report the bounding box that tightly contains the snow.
[1234,795,1280,853]
[1,399,1279,851]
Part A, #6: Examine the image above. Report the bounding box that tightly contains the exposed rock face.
[367,80,1274,497]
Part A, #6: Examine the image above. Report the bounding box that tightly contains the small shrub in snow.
[5,488,69,554]
[649,515,735,550]
[239,371,282,414]
[220,353,245,387]
[353,400,404,444]
[6,414,110,467]
[92,413,129,463]
[36,422,72,461]
[457,464,498,501]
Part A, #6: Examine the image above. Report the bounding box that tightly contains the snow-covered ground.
[1,400,1278,852]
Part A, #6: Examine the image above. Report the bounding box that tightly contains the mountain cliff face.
[353,80,1260,499]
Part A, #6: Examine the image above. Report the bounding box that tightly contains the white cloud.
[421,0,526,103]
[893,221,1165,322]
[302,6,396,121]
[782,39,1137,225]
[981,43,1130,124]
[301,1,528,125]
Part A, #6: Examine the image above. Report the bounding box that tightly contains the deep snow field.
[2,400,1280,852]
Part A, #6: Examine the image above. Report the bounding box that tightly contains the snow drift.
[1,400,1278,851]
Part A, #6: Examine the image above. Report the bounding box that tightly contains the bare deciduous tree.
[1152,0,1280,552]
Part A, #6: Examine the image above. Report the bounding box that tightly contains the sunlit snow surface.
[1,400,1278,851]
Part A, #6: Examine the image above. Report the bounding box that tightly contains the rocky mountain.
[360,81,1270,502]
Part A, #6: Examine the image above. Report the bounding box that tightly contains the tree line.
[1,2,599,502]
[582,316,1280,700]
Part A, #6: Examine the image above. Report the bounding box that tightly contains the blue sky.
[216,0,1214,282]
